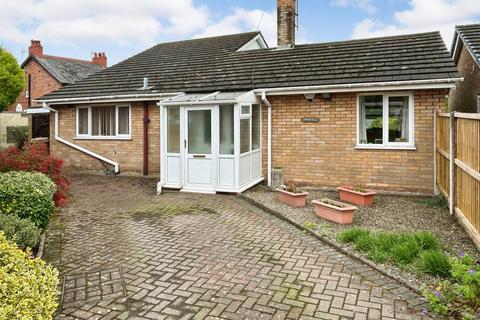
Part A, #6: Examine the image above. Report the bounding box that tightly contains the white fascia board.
[34,92,183,105]
[255,78,462,96]
[161,99,237,106]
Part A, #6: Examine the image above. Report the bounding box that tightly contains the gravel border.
[238,193,423,295]
[35,233,46,259]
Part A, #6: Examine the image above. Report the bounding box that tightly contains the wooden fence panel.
[436,112,480,250]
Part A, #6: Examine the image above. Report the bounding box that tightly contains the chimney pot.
[29,39,43,57]
[92,51,107,68]
[277,0,296,47]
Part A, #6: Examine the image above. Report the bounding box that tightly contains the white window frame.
[477,95,480,113]
[75,105,131,139]
[356,92,415,150]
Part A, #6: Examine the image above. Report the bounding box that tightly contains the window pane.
[188,110,211,154]
[219,105,234,154]
[241,105,250,115]
[359,95,383,144]
[78,108,88,135]
[92,106,115,136]
[252,104,260,150]
[118,106,129,135]
[240,118,250,153]
[388,96,409,143]
[167,107,180,153]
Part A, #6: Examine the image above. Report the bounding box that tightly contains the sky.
[1,0,480,66]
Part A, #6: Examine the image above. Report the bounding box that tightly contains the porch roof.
[161,91,249,105]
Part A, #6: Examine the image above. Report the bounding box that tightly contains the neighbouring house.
[36,0,461,195]
[5,40,106,144]
[449,24,480,113]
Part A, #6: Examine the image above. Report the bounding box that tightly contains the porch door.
[183,107,215,191]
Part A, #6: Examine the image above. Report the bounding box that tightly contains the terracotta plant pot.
[337,186,376,206]
[312,199,357,224]
[276,188,308,207]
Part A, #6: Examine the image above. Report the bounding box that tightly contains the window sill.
[74,136,132,141]
[355,145,417,151]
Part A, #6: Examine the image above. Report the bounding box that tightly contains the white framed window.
[76,105,131,139]
[240,104,261,154]
[477,95,480,113]
[357,93,414,149]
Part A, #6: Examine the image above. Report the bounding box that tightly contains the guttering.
[35,92,183,105]
[254,78,462,96]
[261,91,272,188]
[161,99,237,106]
[44,102,119,173]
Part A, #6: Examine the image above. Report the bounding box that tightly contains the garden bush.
[423,253,480,319]
[0,171,56,229]
[416,250,451,277]
[0,232,58,319]
[0,142,69,205]
[0,214,41,250]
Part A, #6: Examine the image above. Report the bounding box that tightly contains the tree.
[0,47,24,112]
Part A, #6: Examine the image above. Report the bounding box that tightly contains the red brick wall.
[261,89,447,194]
[449,41,480,113]
[50,102,160,176]
[7,59,62,111]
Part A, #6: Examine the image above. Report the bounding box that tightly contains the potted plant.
[312,198,357,224]
[276,184,308,207]
[337,185,376,206]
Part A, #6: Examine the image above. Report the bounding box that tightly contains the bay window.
[76,105,131,138]
[357,93,414,148]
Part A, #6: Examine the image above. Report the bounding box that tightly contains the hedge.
[0,171,56,230]
[0,232,59,319]
[0,214,41,250]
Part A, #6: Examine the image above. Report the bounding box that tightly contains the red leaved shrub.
[0,143,69,206]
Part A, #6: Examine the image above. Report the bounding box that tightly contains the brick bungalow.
[36,0,461,195]
[449,24,480,113]
[8,40,105,139]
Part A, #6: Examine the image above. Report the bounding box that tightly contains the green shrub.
[413,231,439,251]
[6,126,28,149]
[423,253,480,318]
[391,236,421,264]
[0,214,41,250]
[416,250,451,277]
[337,227,371,243]
[0,232,58,319]
[303,220,317,230]
[0,171,56,229]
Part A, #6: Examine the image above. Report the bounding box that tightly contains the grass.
[337,228,451,277]
[303,220,317,230]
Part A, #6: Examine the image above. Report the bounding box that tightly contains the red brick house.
[8,40,105,138]
[449,24,480,113]
[36,0,460,194]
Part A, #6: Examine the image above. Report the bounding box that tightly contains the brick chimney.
[92,52,107,68]
[29,40,43,57]
[277,0,296,48]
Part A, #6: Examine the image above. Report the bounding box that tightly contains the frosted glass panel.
[188,110,211,154]
[220,105,234,154]
[252,104,260,150]
[167,107,180,153]
[240,118,250,153]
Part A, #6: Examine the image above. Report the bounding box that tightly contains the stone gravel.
[244,185,479,290]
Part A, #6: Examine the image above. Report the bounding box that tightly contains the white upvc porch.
[158,91,263,194]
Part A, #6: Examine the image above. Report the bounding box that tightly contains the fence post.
[449,111,457,215]
[433,111,438,195]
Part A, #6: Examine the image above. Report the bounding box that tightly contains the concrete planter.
[312,199,357,224]
[338,186,376,206]
[276,188,308,207]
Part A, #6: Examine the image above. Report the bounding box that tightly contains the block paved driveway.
[44,174,428,320]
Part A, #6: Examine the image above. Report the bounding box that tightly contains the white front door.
[183,107,216,192]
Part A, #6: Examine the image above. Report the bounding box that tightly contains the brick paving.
[44,174,429,319]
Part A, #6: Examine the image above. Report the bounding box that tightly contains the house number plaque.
[301,117,319,123]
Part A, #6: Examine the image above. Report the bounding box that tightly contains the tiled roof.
[24,55,103,84]
[452,24,480,66]
[39,31,459,101]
